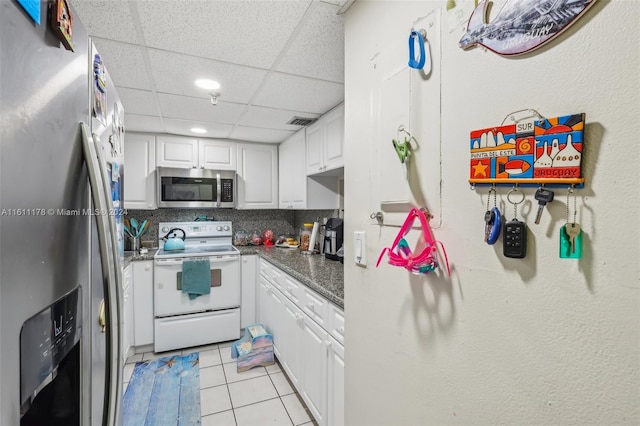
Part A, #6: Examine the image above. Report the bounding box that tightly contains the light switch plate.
[354,231,366,266]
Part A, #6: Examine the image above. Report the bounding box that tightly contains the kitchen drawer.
[300,285,328,328]
[260,258,282,289]
[154,308,240,352]
[270,265,283,291]
[328,304,344,345]
[259,259,274,282]
[279,273,302,306]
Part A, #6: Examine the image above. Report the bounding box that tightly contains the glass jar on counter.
[234,229,249,246]
[299,223,313,251]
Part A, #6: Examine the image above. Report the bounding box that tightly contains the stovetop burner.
[155,221,239,259]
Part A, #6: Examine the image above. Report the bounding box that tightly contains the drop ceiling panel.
[253,73,344,114]
[163,119,233,139]
[70,1,139,44]
[125,114,164,133]
[239,106,319,131]
[135,0,312,69]
[276,2,345,83]
[118,88,158,116]
[157,94,246,124]
[229,126,295,144]
[91,38,153,90]
[148,49,268,104]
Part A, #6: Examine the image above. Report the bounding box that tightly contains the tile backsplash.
[126,208,338,247]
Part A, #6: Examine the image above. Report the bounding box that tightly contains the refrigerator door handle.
[80,122,123,426]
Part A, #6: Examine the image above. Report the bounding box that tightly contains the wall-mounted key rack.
[468,110,586,188]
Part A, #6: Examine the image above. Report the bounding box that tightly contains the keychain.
[503,186,527,258]
[484,186,501,245]
[560,187,583,259]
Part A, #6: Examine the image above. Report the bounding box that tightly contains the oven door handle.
[156,256,240,266]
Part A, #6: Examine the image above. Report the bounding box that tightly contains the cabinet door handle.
[339,326,344,334]
[145,265,151,271]
[307,303,315,311]
[325,339,332,348]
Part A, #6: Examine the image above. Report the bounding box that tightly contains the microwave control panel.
[221,179,233,202]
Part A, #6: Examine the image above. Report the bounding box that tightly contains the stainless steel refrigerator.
[1,1,125,424]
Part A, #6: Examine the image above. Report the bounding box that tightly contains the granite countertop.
[124,250,157,268]
[237,246,344,309]
[124,245,344,309]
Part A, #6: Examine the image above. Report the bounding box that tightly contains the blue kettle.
[162,228,186,251]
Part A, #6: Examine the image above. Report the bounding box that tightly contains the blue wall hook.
[408,29,426,69]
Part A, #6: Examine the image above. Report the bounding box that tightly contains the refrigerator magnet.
[50,0,74,51]
[93,54,107,126]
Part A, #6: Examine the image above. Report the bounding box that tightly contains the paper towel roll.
[309,222,320,253]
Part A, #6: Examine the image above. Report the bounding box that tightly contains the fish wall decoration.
[459,0,598,56]
[469,113,586,186]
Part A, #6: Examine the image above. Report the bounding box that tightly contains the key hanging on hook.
[560,186,583,259]
[504,185,527,258]
[484,185,501,245]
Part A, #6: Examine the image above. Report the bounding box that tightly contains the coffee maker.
[324,218,343,262]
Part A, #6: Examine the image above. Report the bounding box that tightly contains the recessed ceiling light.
[190,127,207,134]
[195,79,220,90]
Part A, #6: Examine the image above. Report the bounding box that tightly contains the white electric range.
[153,221,241,352]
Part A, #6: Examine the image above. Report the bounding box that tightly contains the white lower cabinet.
[257,259,344,426]
[280,298,303,389]
[241,255,257,328]
[132,260,154,347]
[300,313,328,425]
[327,335,345,426]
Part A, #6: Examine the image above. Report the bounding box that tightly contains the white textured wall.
[344,1,639,425]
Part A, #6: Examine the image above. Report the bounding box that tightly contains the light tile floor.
[123,341,317,426]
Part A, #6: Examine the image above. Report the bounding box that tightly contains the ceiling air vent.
[287,116,317,126]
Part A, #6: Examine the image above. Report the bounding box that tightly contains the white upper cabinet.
[156,135,198,168]
[123,133,157,210]
[198,139,237,170]
[306,103,344,176]
[236,143,278,209]
[157,136,236,170]
[323,104,345,170]
[305,123,324,175]
[279,131,307,210]
[280,130,340,210]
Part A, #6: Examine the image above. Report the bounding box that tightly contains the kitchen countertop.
[237,246,344,309]
[124,246,344,309]
[124,250,157,268]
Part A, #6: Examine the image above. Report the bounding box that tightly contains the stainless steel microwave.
[157,167,235,208]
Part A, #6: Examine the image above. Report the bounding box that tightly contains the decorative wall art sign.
[469,113,586,186]
[50,0,74,51]
[459,0,597,56]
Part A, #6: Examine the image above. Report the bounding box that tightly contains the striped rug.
[122,352,200,426]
